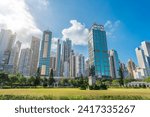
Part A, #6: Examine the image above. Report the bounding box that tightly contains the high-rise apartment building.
[18,48,32,76]
[30,36,40,76]
[55,39,61,77]
[8,41,22,73]
[75,54,85,77]
[0,29,16,70]
[109,49,120,79]
[61,38,72,76]
[39,30,52,77]
[127,59,136,78]
[88,24,110,78]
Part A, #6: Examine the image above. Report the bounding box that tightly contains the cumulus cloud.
[0,0,42,48]
[62,20,89,45]
[104,20,121,39]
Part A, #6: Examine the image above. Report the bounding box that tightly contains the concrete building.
[8,41,22,73]
[0,29,16,70]
[109,49,120,79]
[18,48,32,76]
[61,38,72,76]
[30,36,40,76]
[75,54,85,77]
[127,59,136,78]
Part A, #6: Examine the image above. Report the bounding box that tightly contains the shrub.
[80,85,86,90]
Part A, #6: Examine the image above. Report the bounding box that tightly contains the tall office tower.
[8,41,22,73]
[69,50,76,78]
[0,29,16,69]
[127,59,136,78]
[30,36,40,76]
[18,48,32,76]
[75,54,85,77]
[109,49,120,79]
[135,47,149,77]
[62,38,72,76]
[39,30,52,77]
[141,41,150,67]
[88,24,110,78]
[55,39,61,77]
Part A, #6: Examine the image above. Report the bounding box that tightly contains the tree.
[27,76,35,86]
[0,72,9,88]
[48,69,55,87]
[144,77,150,83]
[9,75,18,88]
[119,67,124,86]
[43,77,48,87]
[34,67,41,86]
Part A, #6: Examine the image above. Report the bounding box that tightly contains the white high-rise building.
[109,49,120,79]
[0,29,16,69]
[18,48,32,76]
[30,36,40,76]
[8,41,22,73]
[141,41,150,67]
[69,50,76,78]
[75,54,85,77]
[135,47,149,78]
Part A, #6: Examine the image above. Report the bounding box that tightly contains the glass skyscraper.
[39,30,52,77]
[88,24,110,78]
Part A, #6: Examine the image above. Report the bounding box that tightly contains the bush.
[99,84,107,90]
[80,85,86,90]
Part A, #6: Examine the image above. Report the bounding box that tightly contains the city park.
[0,66,150,100]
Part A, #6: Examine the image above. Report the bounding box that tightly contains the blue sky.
[1,0,150,65]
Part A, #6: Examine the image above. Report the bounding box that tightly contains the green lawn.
[0,88,150,100]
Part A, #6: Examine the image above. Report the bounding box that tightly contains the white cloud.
[0,0,42,48]
[62,20,89,45]
[104,20,121,39]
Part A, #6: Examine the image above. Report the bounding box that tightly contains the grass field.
[0,88,150,100]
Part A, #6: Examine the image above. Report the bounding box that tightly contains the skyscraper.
[109,49,120,79]
[69,50,76,78]
[30,36,40,76]
[135,47,149,78]
[61,38,72,76]
[141,41,150,68]
[0,29,16,70]
[88,24,110,78]
[127,59,136,78]
[18,48,32,76]
[75,54,85,77]
[8,41,22,73]
[55,39,61,77]
[39,30,52,77]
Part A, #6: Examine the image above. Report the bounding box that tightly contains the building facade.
[39,30,52,77]
[55,39,61,77]
[88,24,110,78]
[18,48,32,76]
[30,36,40,76]
[109,49,120,79]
